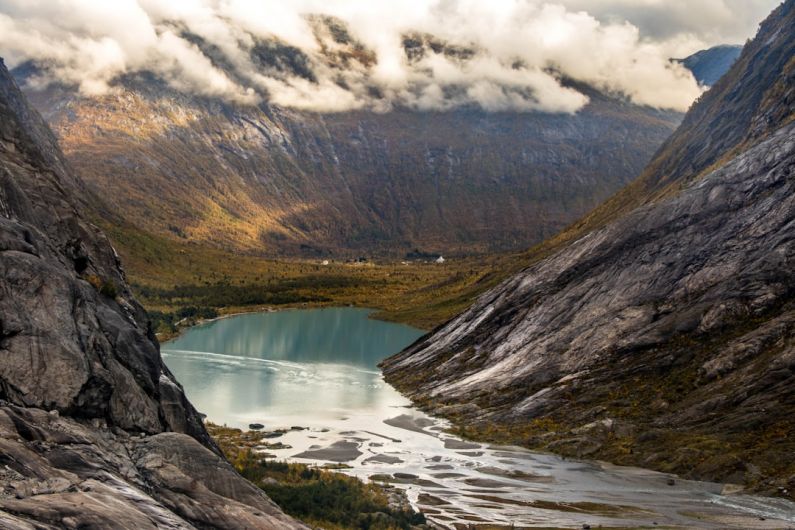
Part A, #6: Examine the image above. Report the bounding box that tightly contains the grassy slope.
[32,77,678,258]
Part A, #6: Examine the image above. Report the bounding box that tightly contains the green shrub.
[99,279,118,299]
[234,455,424,530]
[85,274,118,299]
[176,306,218,320]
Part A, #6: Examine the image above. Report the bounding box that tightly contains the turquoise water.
[161,307,423,427]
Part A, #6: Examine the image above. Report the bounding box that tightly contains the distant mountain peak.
[676,44,743,86]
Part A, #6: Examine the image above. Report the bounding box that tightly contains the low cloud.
[0,0,774,113]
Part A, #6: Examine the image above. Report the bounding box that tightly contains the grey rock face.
[677,45,742,86]
[383,120,795,494]
[0,61,302,527]
[0,405,300,529]
[384,121,795,404]
[0,58,196,438]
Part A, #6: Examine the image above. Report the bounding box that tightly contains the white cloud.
[559,0,780,44]
[0,0,776,113]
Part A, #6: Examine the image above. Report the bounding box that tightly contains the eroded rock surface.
[387,122,795,396]
[0,60,302,528]
[0,405,300,529]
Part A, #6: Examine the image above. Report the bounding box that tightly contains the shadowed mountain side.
[19,72,680,257]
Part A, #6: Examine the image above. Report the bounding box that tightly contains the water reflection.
[162,308,424,427]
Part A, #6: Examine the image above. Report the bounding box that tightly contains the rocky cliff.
[17,66,680,257]
[383,0,795,495]
[0,60,301,528]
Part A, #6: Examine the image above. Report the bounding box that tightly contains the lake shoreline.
[157,303,418,344]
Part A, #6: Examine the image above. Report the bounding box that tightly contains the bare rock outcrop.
[0,405,300,529]
[385,120,795,414]
[0,59,303,528]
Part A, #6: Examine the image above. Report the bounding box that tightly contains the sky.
[0,0,781,113]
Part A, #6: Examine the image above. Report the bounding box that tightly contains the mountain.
[15,53,681,258]
[679,44,743,86]
[0,60,301,528]
[383,0,795,496]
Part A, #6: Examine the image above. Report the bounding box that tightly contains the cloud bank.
[0,0,776,113]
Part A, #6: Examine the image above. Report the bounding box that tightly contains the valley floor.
[104,222,517,335]
[107,224,795,517]
[207,423,428,530]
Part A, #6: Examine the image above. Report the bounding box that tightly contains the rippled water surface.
[163,308,795,529]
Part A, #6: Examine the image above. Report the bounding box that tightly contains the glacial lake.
[163,307,795,529]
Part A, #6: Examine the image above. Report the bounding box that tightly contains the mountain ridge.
[678,45,743,86]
